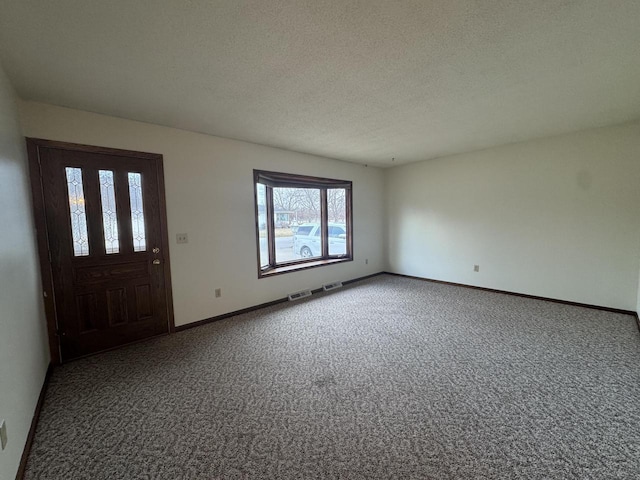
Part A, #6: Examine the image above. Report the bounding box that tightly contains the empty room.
[1,1,640,479]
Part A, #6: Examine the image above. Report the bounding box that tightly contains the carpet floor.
[25,274,640,479]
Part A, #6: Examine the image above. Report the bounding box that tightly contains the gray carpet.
[25,274,640,479]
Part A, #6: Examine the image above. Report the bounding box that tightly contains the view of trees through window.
[328,189,347,256]
[273,188,320,263]
[254,170,352,276]
[256,183,269,268]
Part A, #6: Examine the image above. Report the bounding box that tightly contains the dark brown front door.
[28,139,174,362]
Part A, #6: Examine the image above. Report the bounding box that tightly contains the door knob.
[152,247,160,254]
[153,259,161,265]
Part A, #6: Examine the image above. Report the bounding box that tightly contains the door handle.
[152,247,160,254]
[153,259,161,265]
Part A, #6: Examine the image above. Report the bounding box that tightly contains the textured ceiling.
[1,1,639,167]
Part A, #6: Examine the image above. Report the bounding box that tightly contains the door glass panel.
[99,170,119,254]
[328,188,347,256]
[128,172,147,252]
[65,167,89,256]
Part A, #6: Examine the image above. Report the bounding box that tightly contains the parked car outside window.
[293,223,346,258]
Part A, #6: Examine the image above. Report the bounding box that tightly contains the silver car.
[293,223,347,258]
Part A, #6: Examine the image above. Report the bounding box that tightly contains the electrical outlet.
[215,288,221,298]
[176,233,188,244]
[474,265,480,272]
[365,258,369,265]
[0,419,7,450]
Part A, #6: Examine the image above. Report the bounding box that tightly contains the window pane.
[328,188,347,256]
[128,172,146,252]
[282,187,321,261]
[294,225,313,236]
[257,183,269,268]
[99,170,119,254]
[254,170,353,276]
[65,167,89,256]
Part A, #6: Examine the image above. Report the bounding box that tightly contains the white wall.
[0,65,49,478]
[19,101,386,327]
[387,123,640,311]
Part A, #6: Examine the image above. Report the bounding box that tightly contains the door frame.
[27,138,175,364]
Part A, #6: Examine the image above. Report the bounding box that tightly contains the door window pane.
[99,170,119,254]
[256,183,269,268]
[128,172,147,252]
[279,187,320,262]
[328,188,347,256]
[65,167,89,256]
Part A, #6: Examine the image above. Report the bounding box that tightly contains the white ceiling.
[1,1,639,167]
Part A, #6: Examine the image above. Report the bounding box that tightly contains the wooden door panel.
[28,139,173,362]
[134,283,154,321]
[106,288,128,326]
[74,260,150,283]
[75,293,99,334]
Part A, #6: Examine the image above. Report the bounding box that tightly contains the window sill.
[259,257,352,278]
